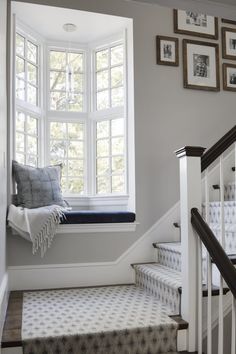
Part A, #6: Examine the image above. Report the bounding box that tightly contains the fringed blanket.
[8,204,65,257]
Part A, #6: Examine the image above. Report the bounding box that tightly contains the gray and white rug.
[22,285,178,354]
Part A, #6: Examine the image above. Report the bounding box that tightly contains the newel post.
[175,146,206,352]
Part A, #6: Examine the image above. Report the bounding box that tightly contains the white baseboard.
[8,202,180,290]
[0,273,8,345]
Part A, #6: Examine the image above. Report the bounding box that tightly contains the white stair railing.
[176,126,236,354]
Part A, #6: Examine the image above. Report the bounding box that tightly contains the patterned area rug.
[22,285,178,354]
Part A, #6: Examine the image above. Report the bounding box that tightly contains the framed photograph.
[156,36,179,66]
[223,63,236,91]
[222,27,236,60]
[174,9,218,39]
[222,18,236,26]
[183,39,220,91]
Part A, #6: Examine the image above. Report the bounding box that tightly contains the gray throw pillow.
[12,160,65,209]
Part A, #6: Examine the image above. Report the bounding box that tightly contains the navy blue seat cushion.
[60,211,136,224]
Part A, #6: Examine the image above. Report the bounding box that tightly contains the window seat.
[60,211,136,224]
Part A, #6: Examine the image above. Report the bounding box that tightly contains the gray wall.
[8,0,236,266]
[0,0,8,282]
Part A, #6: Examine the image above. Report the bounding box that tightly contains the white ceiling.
[12,2,131,43]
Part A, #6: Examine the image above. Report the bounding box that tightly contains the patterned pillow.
[12,160,65,209]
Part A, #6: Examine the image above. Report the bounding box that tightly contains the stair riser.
[157,248,181,272]
[202,202,236,224]
[224,183,235,201]
[135,269,181,315]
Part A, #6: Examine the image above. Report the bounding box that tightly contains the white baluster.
[231,296,236,354]
[218,155,225,354]
[198,237,202,354]
[205,169,212,354]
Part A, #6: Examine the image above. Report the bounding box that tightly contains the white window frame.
[14,19,43,167]
[12,19,135,213]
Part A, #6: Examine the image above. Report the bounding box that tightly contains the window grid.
[49,49,85,112]
[15,32,39,107]
[95,44,124,111]
[15,111,39,167]
[49,121,85,195]
[95,118,125,195]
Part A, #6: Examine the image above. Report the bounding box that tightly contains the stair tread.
[134,263,181,289]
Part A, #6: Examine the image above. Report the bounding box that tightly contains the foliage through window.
[49,50,84,112]
[15,32,39,106]
[14,26,127,198]
[95,44,124,110]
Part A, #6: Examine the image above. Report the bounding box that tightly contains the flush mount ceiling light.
[63,23,77,32]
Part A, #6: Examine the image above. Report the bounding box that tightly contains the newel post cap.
[175,146,206,159]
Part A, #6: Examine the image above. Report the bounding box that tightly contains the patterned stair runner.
[134,263,181,315]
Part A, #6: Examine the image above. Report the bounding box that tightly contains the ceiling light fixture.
[63,23,77,104]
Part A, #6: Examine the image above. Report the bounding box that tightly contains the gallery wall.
[8,0,236,266]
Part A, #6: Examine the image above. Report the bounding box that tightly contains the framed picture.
[156,36,179,66]
[223,63,236,91]
[222,27,236,60]
[222,18,236,26]
[183,39,220,91]
[174,9,218,39]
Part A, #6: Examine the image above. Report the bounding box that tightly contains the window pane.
[68,123,84,140]
[74,73,83,92]
[50,91,67,111]
[112,156,124,173]
[96,70,109,91]
[97,158,109,175]
[111,87,124,107]
[111,118,124,137]
[96,121,109,139]
[68,141,83,158]
[112,175,124,193]
[112,137,124,155]
[27,63,37,85]
[68,178,84,194]
[16,56,25,79]
[68,52,83,72]
[68,94,83,112]
[97,139,109,157]
[27,84,37,105]
[111,66,123,88]
[97,176,110,194]
[16,132,25,153]
[50,51,66,70]
[16,78,25,101]
[96,49,109,70]
[27,155,38,167]
[16,111,25,132]
[68,159,83,177]
[27,41,38,64]
[16,33,25,57]
[16,153,25,164]
[50,71,66,91]
[97,90,109,110]
[50,140,67,159]
[27,116,37,135]
[111,45,123,66]
[27,136,37,155]
[50,122,67,140]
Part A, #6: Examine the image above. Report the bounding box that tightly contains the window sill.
[57,222,138,234]
[64,195,130,210]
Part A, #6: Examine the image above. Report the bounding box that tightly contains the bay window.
[13,21,134,210]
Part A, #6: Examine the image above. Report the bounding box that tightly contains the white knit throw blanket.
[8,204,65,257]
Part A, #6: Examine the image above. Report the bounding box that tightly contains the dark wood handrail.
[191,208,236,298]
[201,125,236,172]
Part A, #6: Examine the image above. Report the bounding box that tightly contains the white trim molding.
[57,222,138,234]
[8,202,180,290]
[0,273,9,344]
